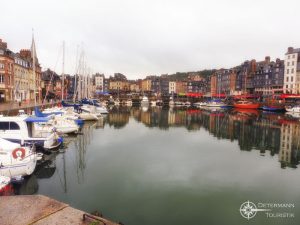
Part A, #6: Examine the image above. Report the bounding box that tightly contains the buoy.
[12,148,26,159]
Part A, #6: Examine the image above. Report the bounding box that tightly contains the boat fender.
[12,148,26,160]
[58,136,64,144]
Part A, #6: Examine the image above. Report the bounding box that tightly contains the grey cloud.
[1,0,300,79]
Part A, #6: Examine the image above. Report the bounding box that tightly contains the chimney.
[0,38,7,49]
[288,47,294,54]
[250,59,256,72]
[19,49,31,59]
[265,56,270,64]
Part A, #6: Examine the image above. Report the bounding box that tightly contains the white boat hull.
[285,106,300,113]
[0,140,37,178]
[0,176,10,189]
[79,113,99,121]
[206,102,226,107]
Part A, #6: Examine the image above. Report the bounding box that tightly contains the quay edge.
[0,195,120,225]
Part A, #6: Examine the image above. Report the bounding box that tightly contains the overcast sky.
[1,0,300,79]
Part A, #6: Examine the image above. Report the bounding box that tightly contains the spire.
[31,30,38,64]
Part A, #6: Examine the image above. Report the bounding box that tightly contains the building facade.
[253,57,284,95]
[176,81,187,94]
[169,81,176,94]
[283,47,300,94]
[141,79,152,92]
[14,53,31,101]
[0,39,14,102]
[94,73,105,92]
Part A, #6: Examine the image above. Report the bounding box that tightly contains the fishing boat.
[285,105,300,113]
[0,138,37,178]
[0,116,62,151]
[233,100,260,109]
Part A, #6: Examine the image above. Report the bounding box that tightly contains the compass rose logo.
[240,201,257,220]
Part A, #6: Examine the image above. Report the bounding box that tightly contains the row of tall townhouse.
[210,50,295,96]
[91,73,209,97]
[88,47,299,97]
[0,38,42,102]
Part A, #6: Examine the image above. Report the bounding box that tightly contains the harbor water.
[5,107,300,225]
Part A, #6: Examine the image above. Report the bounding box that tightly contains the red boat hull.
[234,103,260,109]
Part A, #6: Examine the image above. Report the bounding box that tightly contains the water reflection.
[74,122,95,183]
[107,107,130,129]
[5,107,300,197]
[105,107,300,169]
[2,107,300,225]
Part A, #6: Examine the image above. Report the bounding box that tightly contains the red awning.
[186,93,203,97]
[279,94,300,99]
[211,93,226,98]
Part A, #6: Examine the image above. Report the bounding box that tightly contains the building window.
[292,68,294,73]
[286,77,289,82]
[292,61,295,66]
[291,76,294,82]
[287,62,290,66]
[0,74,4,83]
[288,55,290,59]
[287,69,289,74]
[292,54,295,58]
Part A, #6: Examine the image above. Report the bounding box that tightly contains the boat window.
[9,122,20,130]
[0,122,20,130]
[0,122,9,130]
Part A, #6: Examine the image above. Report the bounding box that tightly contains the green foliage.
[166,69,215,80]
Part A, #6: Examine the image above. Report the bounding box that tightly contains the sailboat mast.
[73,45,79,102]
[62,41,65,101]
[32,33,37,106]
